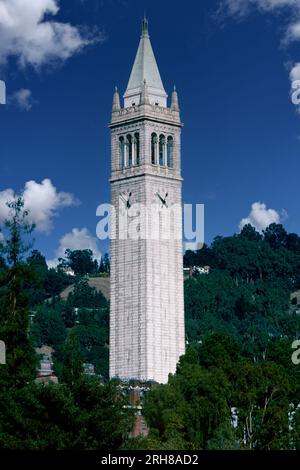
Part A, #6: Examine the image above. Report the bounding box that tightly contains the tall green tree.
[0,197,37,388]
[61,249,98,276]
[61,331,84,387]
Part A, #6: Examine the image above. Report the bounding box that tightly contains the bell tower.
[109,18,185,384]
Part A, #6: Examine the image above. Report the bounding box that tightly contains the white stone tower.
[109,18,185,384]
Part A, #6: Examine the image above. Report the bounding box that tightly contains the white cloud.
[0,179,79,233]
[0,0,102,69]
[47,227,101,268]
[290,62,300,80]
[218,0,300,114]
[9,88,36,111]
[239,201,285,232]
[220,0,300,17]
[284,19,300,43]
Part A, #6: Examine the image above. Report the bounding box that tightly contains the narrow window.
[127,134,132,166]
[167,136,173,167]
[119,136,125,168]
[159,134,165,166]
[134,132,140,165]
[151,133,157,165]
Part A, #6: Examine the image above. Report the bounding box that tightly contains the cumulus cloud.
[9,88,36,111]
[47,227,101,268]
[0,0,102,69]
[239,201,286,232]
[0,179,79,233]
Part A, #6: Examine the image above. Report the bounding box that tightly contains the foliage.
[30,302,67,349]
[99,253,110,274]
[59,249,99,276]
[0,380,133,450]
[0,198,37,388]
[142,334,296,450]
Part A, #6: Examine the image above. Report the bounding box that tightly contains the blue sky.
[0,0,300,263]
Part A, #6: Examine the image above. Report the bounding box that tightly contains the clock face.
[119,190,132,209]
[155,190,169,208]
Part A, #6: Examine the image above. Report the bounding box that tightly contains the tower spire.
[112,86,120,113]
[124,17,167,107]
[171,85,179,111]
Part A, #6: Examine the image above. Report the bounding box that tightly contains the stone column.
[156,138,159,165]
[163,139,167,166]
[132,136,136,166]
[124,142,128,167]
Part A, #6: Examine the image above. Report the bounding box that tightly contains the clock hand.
[127,192,132,208]
[156,192,164,204]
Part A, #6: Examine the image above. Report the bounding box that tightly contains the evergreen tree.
[0,197,37,388]
[61,331,84,387]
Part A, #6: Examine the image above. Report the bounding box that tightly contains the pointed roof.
[124,18,167,99]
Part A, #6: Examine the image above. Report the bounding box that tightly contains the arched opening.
[167,136,174,168]
[151,133,157,165]
[159,134,165,166]
[134,132,140,165]
[119,136,125,168]
[126,134,132,166]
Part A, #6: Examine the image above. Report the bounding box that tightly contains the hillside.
[60,276,110,301]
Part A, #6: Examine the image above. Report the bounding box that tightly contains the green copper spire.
[124,17,167,105]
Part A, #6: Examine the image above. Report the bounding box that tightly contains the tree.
[143,338,234,450]
[263,223,288,249]
[142,335,294,450]
[0,380,134,450]
[30,304,67,349]
[44,268,71,297]
[25,250,49,306]
[62,249,98,276]
[99,253,110,274]
[27,250,48,275]
[66,278,108,310]
[183,244,215,269]
[233,361,290,449]
[240,224,262,242]
[0,197,37,388]
[61,331,84,387]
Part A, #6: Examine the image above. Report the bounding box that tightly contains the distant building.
[62,267,75,276]
[83,363,96,376]
[194,266,210,275]
[184,266,211,278]
[35,346,58,384]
